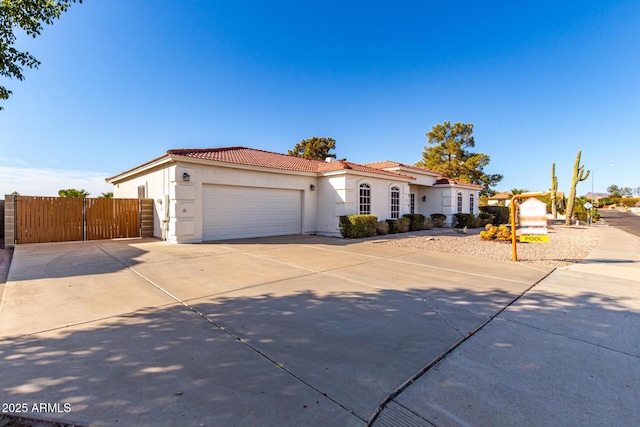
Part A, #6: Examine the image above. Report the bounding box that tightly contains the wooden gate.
[86,198,140,240]
[14,196,147,244]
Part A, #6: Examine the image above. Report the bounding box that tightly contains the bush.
[479,206,510,224]
[479,212,494,222]
[423,218,435,230]
[430,213,447,228]
[386,217,411,234]
[339,215,378,238]
[453,213,477,228]
[375,221,389,235]
[403,214,425,231]
[397,217,410,233]
[611,197,640,207]
[480,224,512,241]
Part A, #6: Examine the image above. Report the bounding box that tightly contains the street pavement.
[599,207,640,238]
[1,220,638,427]
[372,219,640,426]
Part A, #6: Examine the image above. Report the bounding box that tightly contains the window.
[457,192,463,213]
[137,185,146,199]
[359,183,371,214]
[410,193,415,214]
[390,186,400,219]
[469,194,475,214]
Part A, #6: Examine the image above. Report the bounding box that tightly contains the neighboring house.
[488,191,565,210]
[487,191,511,207]
[106,147,482,243]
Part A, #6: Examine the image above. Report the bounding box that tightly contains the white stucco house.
[106,146,481,243]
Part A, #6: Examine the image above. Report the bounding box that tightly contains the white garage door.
[203,185,303,240]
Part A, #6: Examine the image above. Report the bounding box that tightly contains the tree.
[508,188,529,197]
[58,188,89,198]
[288,136,336,160]
[416,121,502,196]
[99,192,113,198]
[607,185,621,197]
[1,0,81,109]
[621,187,633,197]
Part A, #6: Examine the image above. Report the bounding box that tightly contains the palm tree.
[99,192,113,198]
[58,188,90,198]
[509,188,530,198]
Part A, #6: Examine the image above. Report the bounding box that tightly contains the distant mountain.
[584,192,609,198]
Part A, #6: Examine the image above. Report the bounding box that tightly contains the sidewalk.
[372,222,640,426]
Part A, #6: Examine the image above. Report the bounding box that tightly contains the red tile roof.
[167,147,415,179]
[168,147,324,173]
[317,159,415,179]
[434,178,484,188]
[108,147,482,187]
[365,161,440,175]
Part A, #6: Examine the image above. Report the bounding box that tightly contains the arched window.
[469,193,475,214]
[390,186,400,219]
[359,183,371,214]
[457,192,463,213]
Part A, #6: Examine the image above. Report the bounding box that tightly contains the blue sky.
[1,0,638,197]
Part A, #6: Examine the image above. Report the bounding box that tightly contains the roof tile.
[167,147,414,179]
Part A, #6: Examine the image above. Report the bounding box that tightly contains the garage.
[203,184,303,240]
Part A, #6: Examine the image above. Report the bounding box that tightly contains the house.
[106,147,482,243]
[488,191,565,209]
[487,191,511,207]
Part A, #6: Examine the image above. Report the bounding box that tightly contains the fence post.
[3,195,16,248]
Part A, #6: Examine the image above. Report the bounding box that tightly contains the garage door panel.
[203,185,302,240]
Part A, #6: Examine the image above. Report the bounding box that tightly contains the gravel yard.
[375,223,600,268]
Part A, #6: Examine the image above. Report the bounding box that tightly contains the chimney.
[325,154,336,163]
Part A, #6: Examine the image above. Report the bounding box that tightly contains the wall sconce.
[422,195,426,202]
[310,184,316,191]
[183,172,191,182]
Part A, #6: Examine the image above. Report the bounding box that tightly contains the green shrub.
[430,213,447,228]
[397,217,410,233]
[611,197,640,207]
[386,217,411,234]
[479,206,510,224]
[423,218,434,230]
[453,213,477,228]
[339,215,378,238]
[479,212,494,221]
[376,221,389,235]
[403,214,426,231]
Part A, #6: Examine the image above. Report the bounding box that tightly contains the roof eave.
[106,154,173,184]
[319,169,415,181]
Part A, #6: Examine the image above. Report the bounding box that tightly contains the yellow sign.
[520,235,549,243]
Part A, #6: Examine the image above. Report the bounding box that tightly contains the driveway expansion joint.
[367,267,556,426]
[90,242,365,422]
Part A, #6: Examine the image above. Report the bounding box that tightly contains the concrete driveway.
[0,235,552,426]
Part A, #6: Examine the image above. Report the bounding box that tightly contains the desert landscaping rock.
[378,225,599,268]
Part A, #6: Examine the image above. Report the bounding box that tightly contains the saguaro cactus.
[550,163,558,219]
[565,151,590,226]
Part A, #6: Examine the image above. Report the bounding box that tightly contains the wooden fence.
[12,196,153,245]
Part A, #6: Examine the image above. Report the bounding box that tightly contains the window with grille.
[410,193,415,214]
[359,183,371,214]
[457,192,463,213]
[469,194,475,214]
[390,186,400,219]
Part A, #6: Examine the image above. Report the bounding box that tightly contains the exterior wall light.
[310,184,316,191]
[422,195,426,202]
[183,172,191,182]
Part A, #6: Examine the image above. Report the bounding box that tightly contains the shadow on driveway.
[2,282,637,426]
